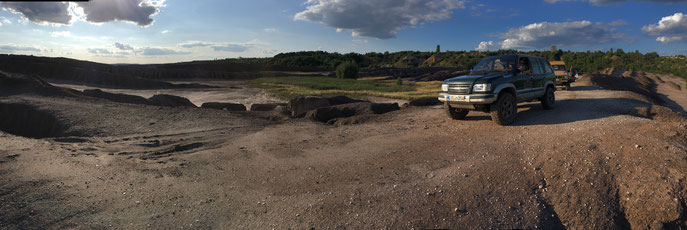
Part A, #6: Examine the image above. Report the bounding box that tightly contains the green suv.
[438,54,556,125]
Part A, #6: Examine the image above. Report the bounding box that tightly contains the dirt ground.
[3,76,687,229]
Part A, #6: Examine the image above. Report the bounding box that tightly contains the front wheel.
[490,92,517,125]
[541,86,555,110]
[444,103,469,120]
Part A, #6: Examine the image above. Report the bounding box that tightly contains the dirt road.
[2,79,687,229]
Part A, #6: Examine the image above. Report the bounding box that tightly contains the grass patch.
[249,76,442,100]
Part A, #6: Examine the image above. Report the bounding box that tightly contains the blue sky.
[1,0,687,64]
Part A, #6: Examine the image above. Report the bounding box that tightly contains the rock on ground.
[305,102,400,123]
[202,102,247,111]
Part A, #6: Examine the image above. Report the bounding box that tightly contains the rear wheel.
[564,82,571,90]
[490,92,517,125]
[541,86,555,110]
[444,103,469,120]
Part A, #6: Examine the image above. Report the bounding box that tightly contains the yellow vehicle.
[550,61,574,90]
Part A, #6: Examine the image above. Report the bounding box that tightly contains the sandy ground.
[2,79,687,229]
[50,80,286,107]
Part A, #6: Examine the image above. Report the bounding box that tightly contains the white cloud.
[0,0,165,27]
[177,40,269,53]
[211,44,250,52]
[178,41,213,48]
[294,0,466,39]
[114,42,134,51]
[352,39,368,44]
[485,21,632,50]
[0,44,41,53]
[475,41,499,51]
[88,48,112,54]
[138,47,189,56]
[263,28,278,33]
[0,17,11,26]
[161,30,170,34]
[50,31,71,37]
[642,13,687,43]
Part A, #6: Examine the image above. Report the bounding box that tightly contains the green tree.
[336,61,359,79]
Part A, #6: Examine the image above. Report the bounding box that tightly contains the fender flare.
[493,83,516,96]
[544,80,555,89]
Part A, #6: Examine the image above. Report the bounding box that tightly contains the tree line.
[252,49,687,78]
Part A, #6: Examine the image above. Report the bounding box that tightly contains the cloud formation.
[138,47,189,56]
[114,42,135,51]
[294,0,465,39]
[642,13,687,43]
[476,21,632,50]
[88,48,112,54]
[0,44,41,53]
[475,41,497,51]
[0,0,164,26]
[0,2,72,25]
[211,44,250,52]
[546,0,687,5]
[178,41,257,53]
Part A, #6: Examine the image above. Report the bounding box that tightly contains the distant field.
[249,76,442,100]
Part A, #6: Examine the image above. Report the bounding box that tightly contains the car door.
[529,57,546,93]
[513,56,532,101]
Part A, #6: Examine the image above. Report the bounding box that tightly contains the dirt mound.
[0,72,79,97]
[589,68,661,103]
[82,89,156,105]
[201,102,246,111]
[0,103,73,138]
[305,102,400,123]
[149,94,196,108]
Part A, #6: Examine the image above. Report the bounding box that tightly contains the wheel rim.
[502,100,513,118]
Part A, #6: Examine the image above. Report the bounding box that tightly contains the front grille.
[448,84,471,94]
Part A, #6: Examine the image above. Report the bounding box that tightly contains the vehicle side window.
[542,60,554,73]
[530,57,544,74]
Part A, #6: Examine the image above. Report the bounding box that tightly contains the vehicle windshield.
[552,65,566,71]
[472,56,518,74]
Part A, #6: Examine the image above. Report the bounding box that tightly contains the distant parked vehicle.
[438,54,556,125]
[550,61,574,90]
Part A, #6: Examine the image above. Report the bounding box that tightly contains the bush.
[336,61,359,79]
[395,77,403,85]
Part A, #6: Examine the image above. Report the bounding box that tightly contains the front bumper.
[438,92,497,104]
[555,75,571,83]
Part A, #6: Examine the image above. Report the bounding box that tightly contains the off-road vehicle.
[438,54,556,125]
[550,60,574,90]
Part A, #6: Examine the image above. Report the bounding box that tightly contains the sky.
[1,0,687,64]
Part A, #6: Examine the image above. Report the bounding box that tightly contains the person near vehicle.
[518,58,531,74]
[569,65,578,79]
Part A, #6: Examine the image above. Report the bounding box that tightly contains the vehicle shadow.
[463,97,655,126]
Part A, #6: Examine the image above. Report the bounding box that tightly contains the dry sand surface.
[3,74,687,229]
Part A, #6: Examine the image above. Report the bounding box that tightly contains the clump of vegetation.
[249,76,440,100]
[336,61,359,79]
[395,77,403,86]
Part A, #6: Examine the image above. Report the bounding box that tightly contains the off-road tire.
[444,103,469,120]
[564,82,571,91]
[541,86,555,110]
[490,92,517,125]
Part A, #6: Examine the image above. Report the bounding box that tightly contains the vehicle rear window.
[540,59,553,74]
[530,57,544,74]
[552,65,566,71]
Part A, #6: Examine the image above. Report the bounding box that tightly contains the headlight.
[441,84,449,92]
[473,83,492,92]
